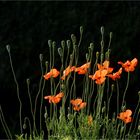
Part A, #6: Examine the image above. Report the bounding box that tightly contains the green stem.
[121,72,130,109]
[0,105,12,139]
[7,46,23,134]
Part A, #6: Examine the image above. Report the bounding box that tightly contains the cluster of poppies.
[43,58,138,124]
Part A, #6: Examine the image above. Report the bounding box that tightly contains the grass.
[0,26,140,139]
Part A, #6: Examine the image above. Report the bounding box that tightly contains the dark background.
[0,1,140,138]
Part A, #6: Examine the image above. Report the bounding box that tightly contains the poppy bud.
[45,61,49,70]
[39,54,43,62]
[138,125,140,131]
[48,40,52,48]
[96,51,99,59]
[26,78,30,85]
[71,34,77,45]
[138,91,140,96]
[66,40,71,49]
[101,26,104,35]
[89,42,94,51]
[61,40,65,49]
[52,41,56,48]
[58,47,63,56]
[102,106,106,113]
[110,32,113,39]
[6,44,10,52]
[80,26,83,35]
[23,123,26,130]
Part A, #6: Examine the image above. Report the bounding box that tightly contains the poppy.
[70,98,86,111]
[89,69,108,84]
[44,92,64,104]
[43,68,60,80]
[107,67,122,81]
[117,109,133,124]
[118,58,138,72]
[61,66,76,80]
[97,60,113,73]
[75,62,91,75]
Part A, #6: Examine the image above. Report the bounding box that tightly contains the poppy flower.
[61,66,76,80]
[44,92,64,104]
[89,69,108,84]
[70,98,86,111]
[107,67,122,81]
[75,62,91,75]
[97,60,113,73]
[43,68,60,80]
[117,109,133,124]
[118,58,138,72]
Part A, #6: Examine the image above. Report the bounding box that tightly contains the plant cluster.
[0,26,140,140]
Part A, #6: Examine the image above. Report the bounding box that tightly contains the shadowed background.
[0,1,140,138]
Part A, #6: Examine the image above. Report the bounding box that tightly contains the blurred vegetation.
[0,1,140,138]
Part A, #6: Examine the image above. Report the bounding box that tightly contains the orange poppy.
[70,98,86,111]
[89,69,108,84]
[117,109,133,124]
[61,66,76,80]
[44,92,64,104]
[107,67,122,81]
[97,60,113,73]
[43,68,60,80]
[75,62,91,75]
[118,58,138,72]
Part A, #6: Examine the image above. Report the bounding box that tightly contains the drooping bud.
[6,44,10,52]
[48,40,52,48]
[71,34,77,45]
[39,54,43,62]
[80,26,83,35]
[66,40,71,49]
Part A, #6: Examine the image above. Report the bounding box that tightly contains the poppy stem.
[121,72,130,110]
[0,105,12,139]
[6,45,23,134]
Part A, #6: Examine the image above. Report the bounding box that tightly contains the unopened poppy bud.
[23,123,26,130]
[61,40,65,49]
[101,40,104,48]
[110,32,113,39]
[120,126,124,133]
[100,53,104,63]
[101,26,104,35]
[44,112,47,119]
[58,47,63,56]
[71,34,77,45]
[138,91,140,96]
[52,41,56,48]
[48,40,52,48]
[102,106,106,113]
[138,125,140,131]
[80,26,83,35]
[121,105,126,112]
[66,40,71,48]
[26,78,30,85]
[39,54,43,62]
[96,52,99,59]
[89,43,94,51]
[6,44,10,52]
